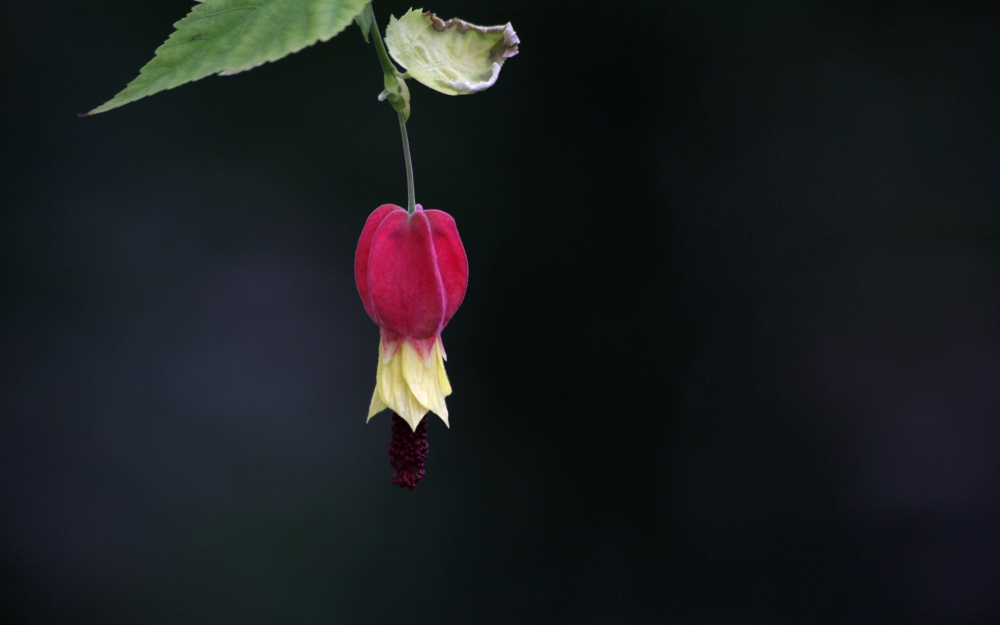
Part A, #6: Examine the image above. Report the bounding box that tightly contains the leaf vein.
[222,0,309,72]
[152,0,283,82]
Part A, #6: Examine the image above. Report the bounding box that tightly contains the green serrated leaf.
[384,9,519,96]
[87,0,370,115]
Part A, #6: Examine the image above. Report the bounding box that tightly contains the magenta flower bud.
[355,204,468,432]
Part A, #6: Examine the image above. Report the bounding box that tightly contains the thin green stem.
[365,3,395,77]
[398,111,416,214]
[366,2,416,214]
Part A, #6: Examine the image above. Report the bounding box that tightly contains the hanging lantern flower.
[83,0,517,492]
[355,203,468,488]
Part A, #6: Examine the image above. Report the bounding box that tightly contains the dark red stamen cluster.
[389,413,429,489]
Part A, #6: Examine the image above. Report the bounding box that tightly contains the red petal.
[424,209,469,327]
[355,204,404,324]
[367,209,446,340]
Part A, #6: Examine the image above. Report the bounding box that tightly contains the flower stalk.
[365,2,416,215]
[397,111,415,215]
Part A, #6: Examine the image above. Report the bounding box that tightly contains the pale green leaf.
[384,9,519,96]
[87,0,370,115]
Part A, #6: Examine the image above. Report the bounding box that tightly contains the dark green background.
[2,1,999,623]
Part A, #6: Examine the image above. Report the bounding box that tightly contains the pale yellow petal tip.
[367,340,389,421]
[367,337,453,429]
[398,412,425,432]
[367,386,388,421]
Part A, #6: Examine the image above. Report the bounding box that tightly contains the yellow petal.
[377,342,428,430]
[401,340,449,426]
[435,337,452,398]
[365,337,455,431]
[367,340,389,421]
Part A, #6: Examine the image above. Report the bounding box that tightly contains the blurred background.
[2,1,999,623]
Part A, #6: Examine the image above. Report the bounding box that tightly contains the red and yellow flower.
[355,204,468,433]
